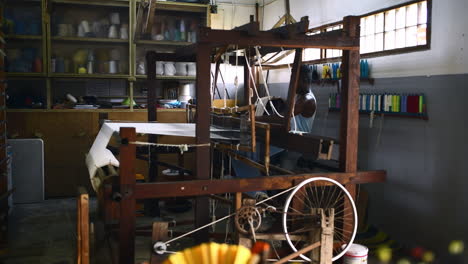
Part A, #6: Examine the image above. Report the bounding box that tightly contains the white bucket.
[343,244,368,264]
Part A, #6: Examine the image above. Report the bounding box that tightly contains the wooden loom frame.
[98,16,386,264]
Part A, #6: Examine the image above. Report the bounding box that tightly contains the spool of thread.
[56,57,65,73]
[110,49,121,61]
[77,24,85,37]
[33,58,42,73]
[120,24,129,39]
[80,21,91,34]
[51,58,56,73]
[156,61,164,75]
[109,60,118,74]
[175,62,187,76]
[187,62,196,76]
[108,25,118,38]
[87,61,94,74]
[110,13,120,25]
[179,83,192,96]
[92,21,102,37]
[57,24,69,37]
[164,62,176,76]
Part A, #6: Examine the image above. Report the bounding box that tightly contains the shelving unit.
[4,0,209,111]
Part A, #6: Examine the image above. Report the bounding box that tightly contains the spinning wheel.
[282,177,358,262]
[152,178,358,263]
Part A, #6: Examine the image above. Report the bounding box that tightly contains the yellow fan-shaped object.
[163,242,253,264]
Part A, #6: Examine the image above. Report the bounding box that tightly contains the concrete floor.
[1,199,80,264]
[0,198,200,264]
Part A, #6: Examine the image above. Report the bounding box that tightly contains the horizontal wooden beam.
[198,28,359,50]
[133,170,386,199]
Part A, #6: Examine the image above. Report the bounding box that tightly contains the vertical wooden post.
[243,50,252,106]
[284,48,303,131]
[146,51,160,217]
[77,187,89,264]
[194,43,211,243]
[118,127,137,264]
[340,16,361,241]
[150,222,169,264]
[319,208,334,264]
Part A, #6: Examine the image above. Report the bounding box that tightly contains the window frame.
[301,0,432,65]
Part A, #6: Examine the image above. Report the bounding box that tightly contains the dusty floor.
[0,198,203,264]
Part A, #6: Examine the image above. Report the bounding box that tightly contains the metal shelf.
[52,36,129,44]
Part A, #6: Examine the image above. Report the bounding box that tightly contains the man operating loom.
[232,65,317,194]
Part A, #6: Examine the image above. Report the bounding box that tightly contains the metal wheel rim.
[282,177,358,262]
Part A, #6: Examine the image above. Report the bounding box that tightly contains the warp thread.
[129,141,210,154]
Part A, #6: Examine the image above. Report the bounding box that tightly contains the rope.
[244,52,270,115]
[129,141,210,154]
[234,47,239,107]
[223,53,228,108]
[254,46,284,118]
[163,186,296,246]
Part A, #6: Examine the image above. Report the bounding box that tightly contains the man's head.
[297,65,312,94]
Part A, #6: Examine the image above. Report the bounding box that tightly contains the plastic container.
[343,244,368,264]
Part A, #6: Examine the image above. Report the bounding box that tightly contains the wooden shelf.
[51,0,129,7]
[148,1,209,13]
[7,72,47,78]
[6,108,188,113]
[97,96,146,98]
[6,109,149,113]
[135,39,193,46]
[328,108,428,120]
[50,73,131,79]
[5,35,42,40]
[52,36,129,44]
[136,75,196,80]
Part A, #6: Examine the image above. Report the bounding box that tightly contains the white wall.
[211,3,256,30]
[262,0,468,78]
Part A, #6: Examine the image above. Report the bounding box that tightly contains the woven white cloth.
[86,122,231,190]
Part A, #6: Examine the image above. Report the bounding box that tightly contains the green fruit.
[376,246,392,262]
[449,240,464,255]
[422,251,435,262]
[396,258,411,264]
